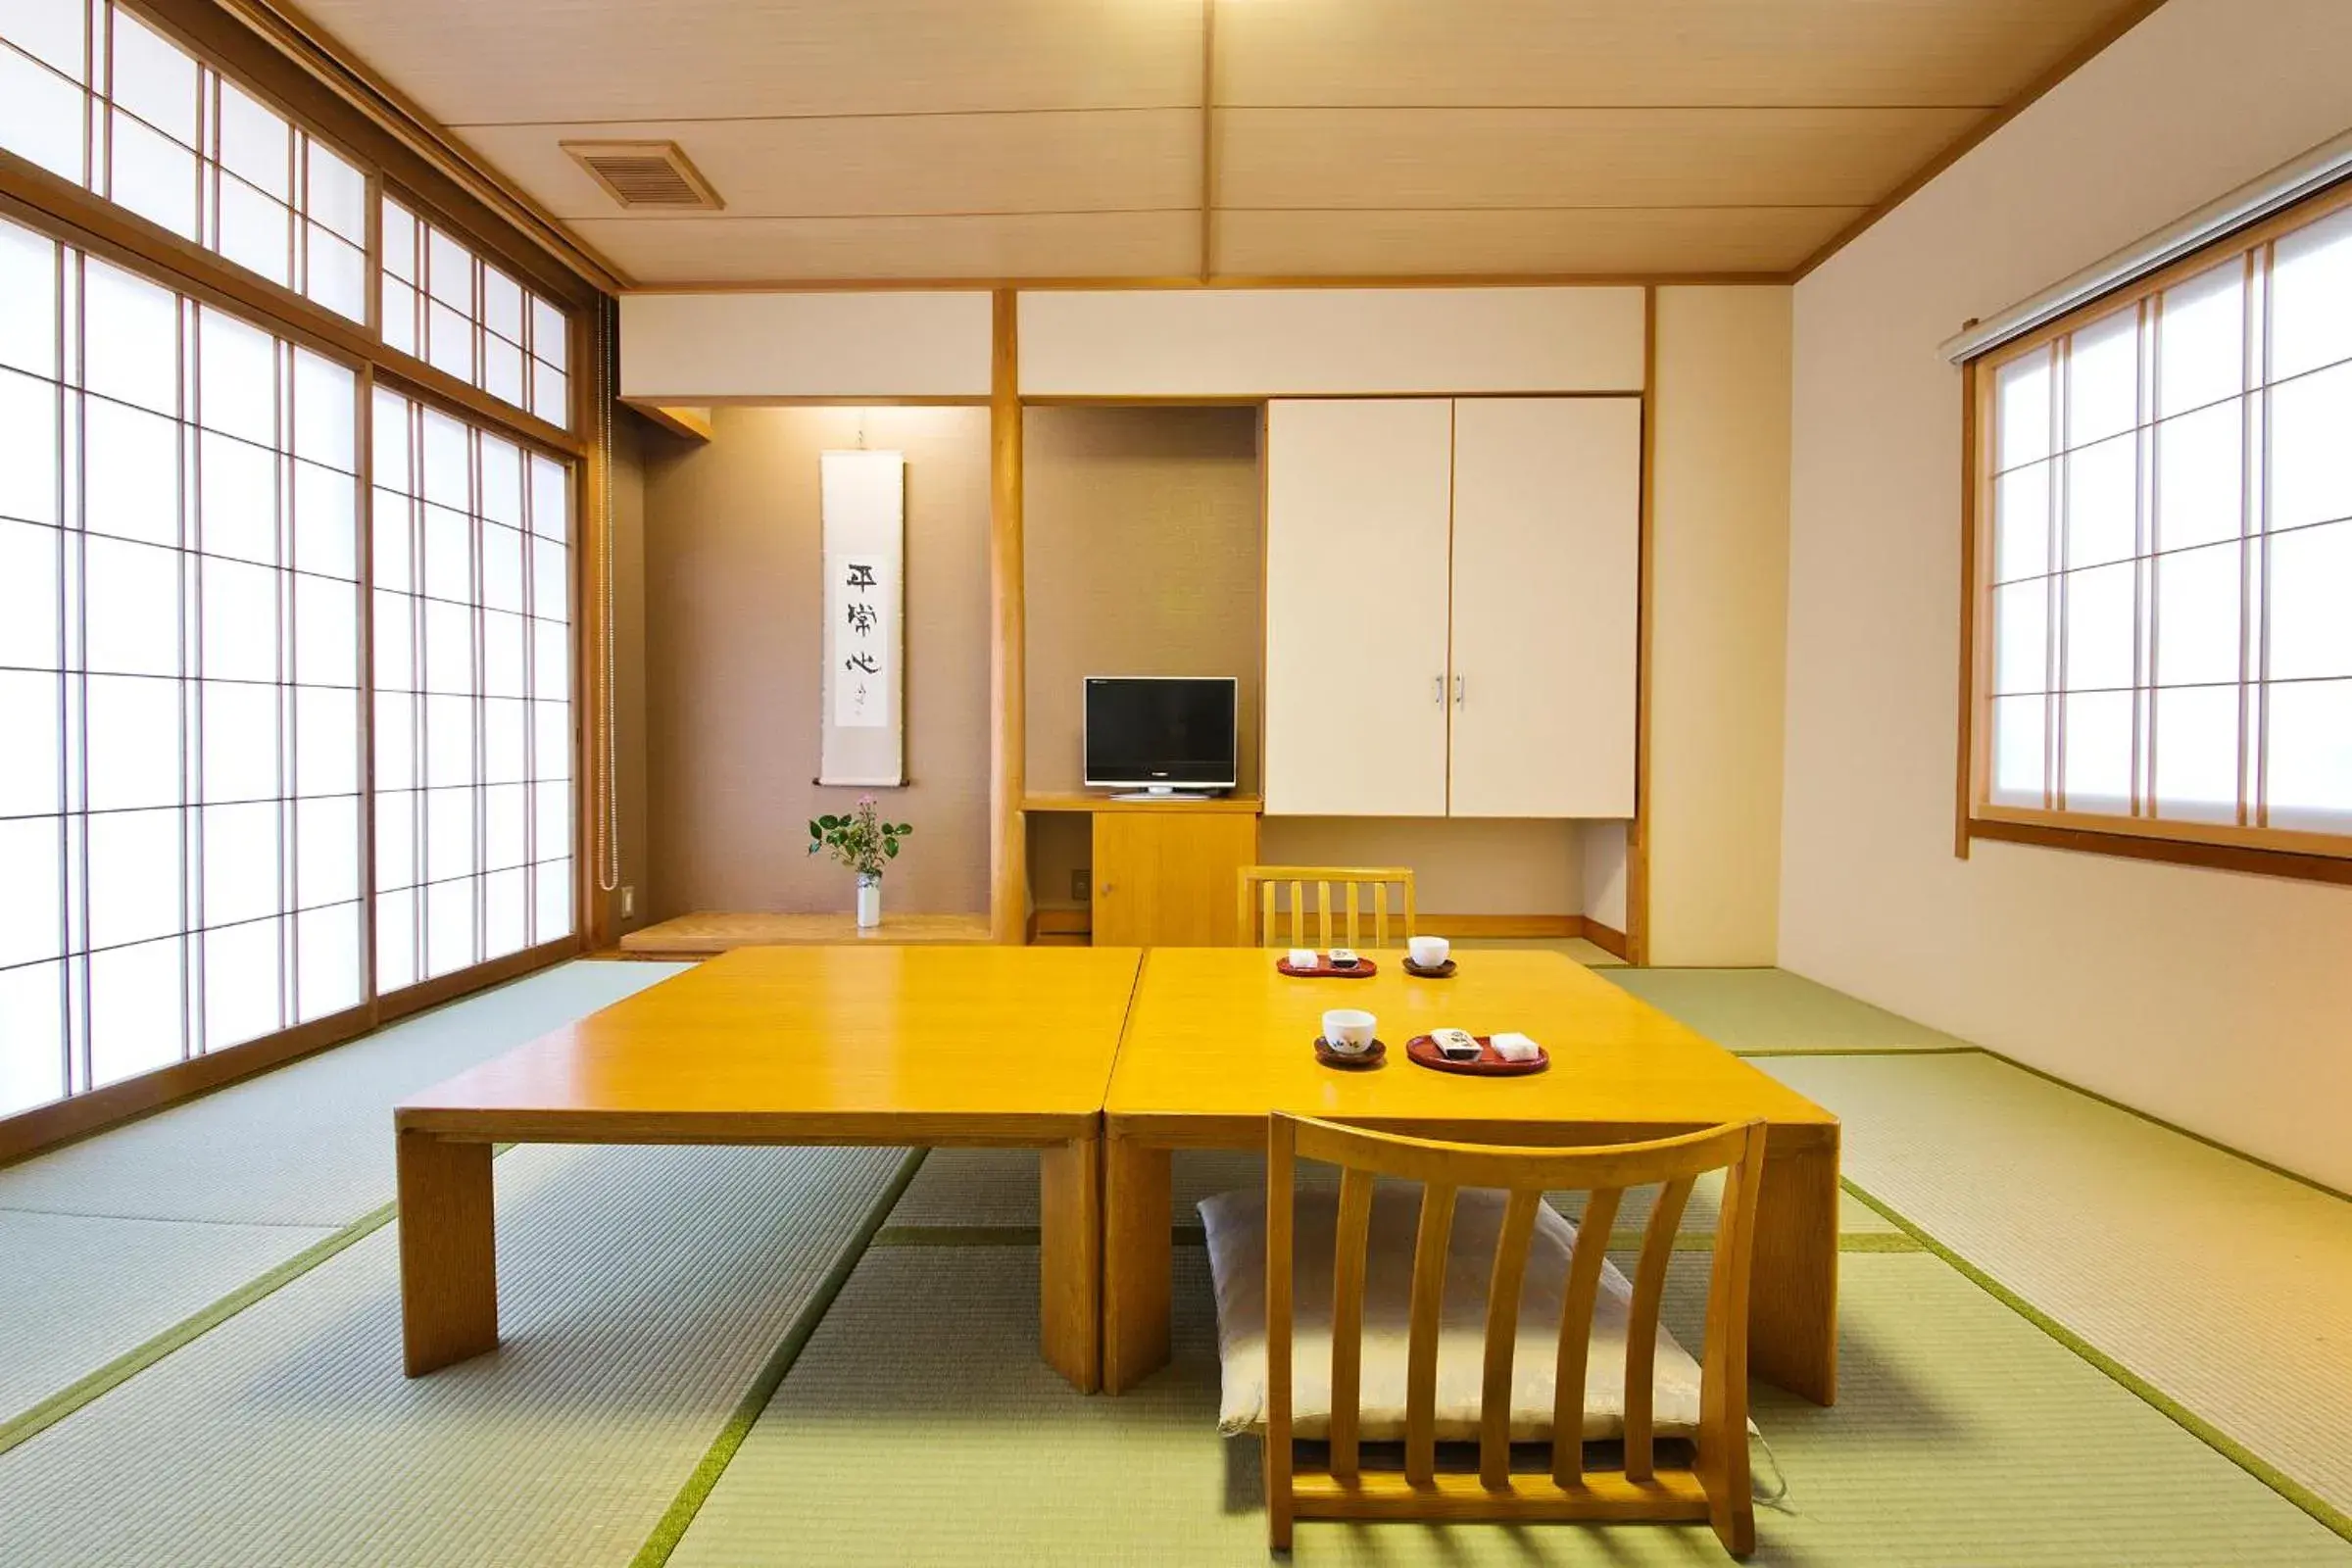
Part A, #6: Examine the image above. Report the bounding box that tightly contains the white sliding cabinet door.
[1448,397,1641,817]
[1263,399,1453,815]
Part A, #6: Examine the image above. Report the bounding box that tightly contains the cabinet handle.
[1453,674,1466,707]
[1433,674,1445,705]
[1099,882,1113,897]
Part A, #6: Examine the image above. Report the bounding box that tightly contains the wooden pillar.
[989,289,1028,944]
[1627,285,1657,966]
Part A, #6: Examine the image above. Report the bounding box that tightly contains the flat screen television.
[1083,676,1239,795]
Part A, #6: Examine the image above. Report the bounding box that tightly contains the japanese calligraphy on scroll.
[818,449,906,785]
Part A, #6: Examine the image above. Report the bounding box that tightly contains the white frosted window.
[296,901,359,1020]
[87,807,181,950]
[83,536,181,676]
[295,687,357,796]
[82,397,179,545]
[375,886,416,993]
[1979,195,2352,847]
[0,518,60,666]
[217,81,288,198]
[534,858,572,940]
[2270,207,2352,381]
[292,462,356,579]
[108,9,195,143]
[203,915,280,1051]
[425,876,473,977]
[2153,685,2238,822]
[2267,363,2352,532]
[201,801,277,928]
[372,390,573,979]
[2267,680,2352,830]
[82,262,177,414]
[0,368,61,524]
[296,795,359,909]
[0,670,62,818]
[378,199,571,427]
[203,557,281,683]
[83,674,181,811]
[202,681,278,803]
[0,817,65,967]
[88,936,182,1087]
[0,41,86,182]
[218,175,291,288]
[2267,520,2352,682]
[0,220,59,378]
[483,865,526,959]
[199,431,278,564]
[0,960,67,1115]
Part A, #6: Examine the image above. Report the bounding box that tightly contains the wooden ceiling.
[290,0,2159,287]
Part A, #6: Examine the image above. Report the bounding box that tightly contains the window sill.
[1966,812,2352,885]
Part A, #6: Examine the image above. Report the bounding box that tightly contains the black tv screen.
[1084,677,1239,791]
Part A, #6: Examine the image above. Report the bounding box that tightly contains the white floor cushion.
[1200,1183,1705,1443]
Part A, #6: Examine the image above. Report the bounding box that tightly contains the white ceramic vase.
[856,872,882,929]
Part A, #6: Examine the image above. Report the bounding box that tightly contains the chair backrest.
[1263,1113,1769,1493]
[1238,866,1416,949]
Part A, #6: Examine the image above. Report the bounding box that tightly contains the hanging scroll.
[817,449,906,785]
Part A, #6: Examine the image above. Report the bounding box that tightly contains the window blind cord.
[595,294,620,896]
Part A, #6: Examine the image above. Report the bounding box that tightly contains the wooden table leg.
[1102,1136,1173,1395]
[398,1128,499,1376]
[1039,1132,1102,1394]
[1748,1131,1838,1405]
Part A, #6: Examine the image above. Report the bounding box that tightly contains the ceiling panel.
[1215,208,1858,278]
[297,0,1206,124]
[458,111,1200,220]
[570,211,1200,282]
[1215,0,2149,109]
[1219,107,1982,211]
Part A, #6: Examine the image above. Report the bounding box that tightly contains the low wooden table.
[1100,948,1842,1403]
[393,945,1141,1392]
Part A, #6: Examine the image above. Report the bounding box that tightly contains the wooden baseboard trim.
[0,1004,366,1167]
[1421,913,1578,939]
[1578,918,1631,960]
[0,939,581,1169]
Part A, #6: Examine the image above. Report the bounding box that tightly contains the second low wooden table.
[394,945,1142,1392]
[1100,948,1842,1403]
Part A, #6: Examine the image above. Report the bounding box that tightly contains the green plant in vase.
[808,796,911,929]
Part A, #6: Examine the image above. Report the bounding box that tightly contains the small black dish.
[1402,958,1458,979]
[1312,1036,1387,1069]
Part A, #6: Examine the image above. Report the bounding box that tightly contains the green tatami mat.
[1600,967,1975,1054]
[1761,1050,2352,1527]
[893,1147,1899,1236]
[0,1142,909,1567]
[0,1208,335,1426]
[0,959,689,1227]
[664,1245,2349,1566]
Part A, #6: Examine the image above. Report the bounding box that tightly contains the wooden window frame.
[1957,176,2352,887]
[0,1,615,1160]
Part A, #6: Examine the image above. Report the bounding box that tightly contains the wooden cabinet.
[1090,809,1260,947]
[1262,395,1640,819]
[1448,397,1641,816]
[1261,399,1454,816]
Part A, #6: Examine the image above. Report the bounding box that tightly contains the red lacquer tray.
[1404,1034,1550,1076]
[1276,956,1378,979]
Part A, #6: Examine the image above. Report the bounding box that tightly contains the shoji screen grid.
[1984,201,2352,837]
[0,0,369,321]
[369,388,573,995]
[0,217,365,1116]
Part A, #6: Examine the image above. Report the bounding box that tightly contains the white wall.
[1783,0,2352,1190]
[620,291,991,400]
[1649,286,1791,966]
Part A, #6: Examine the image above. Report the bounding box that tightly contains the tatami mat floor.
[0,956,2346,1565]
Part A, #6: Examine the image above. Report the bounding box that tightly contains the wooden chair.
[1260,1113,1769,1557]
[1237,866,1416,949]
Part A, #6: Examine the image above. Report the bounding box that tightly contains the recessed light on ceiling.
[562,140,724,212]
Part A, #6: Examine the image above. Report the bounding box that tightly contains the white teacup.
[1287,948,1318,970]
[1322,1008,1377,1054]
[1408,936,1450,969]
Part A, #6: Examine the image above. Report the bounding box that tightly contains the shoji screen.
[369,390,573,993]
[0,216,364,1116]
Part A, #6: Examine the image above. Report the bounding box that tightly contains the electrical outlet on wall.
[1071,869,1091,903]
[620,886,636,919]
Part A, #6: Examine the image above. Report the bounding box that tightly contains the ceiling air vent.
[561,140,723,211]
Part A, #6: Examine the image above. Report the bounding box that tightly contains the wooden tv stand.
[1023,794,1261,947]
